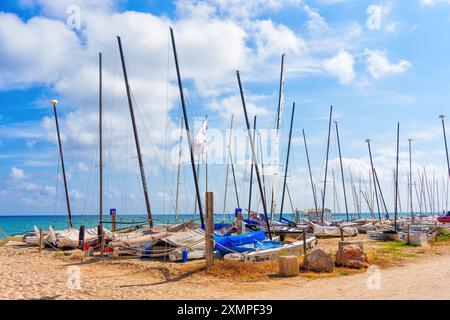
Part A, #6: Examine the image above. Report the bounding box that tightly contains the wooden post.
[205,192,214,269]
[79,225,85,249]
[407,224,410,244]
[302,231,307,257]
[296,209,299,224]
[111,210,116,232]
[340,227,344,241]
[98,224,104,257]
[237,209,243,235]
[39,228,43,252]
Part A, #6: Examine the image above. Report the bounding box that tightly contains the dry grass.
[429,234,450,247]
[0,236,23,247]
[205,259,279,281]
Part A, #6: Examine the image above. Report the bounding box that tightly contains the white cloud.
[420,0,450,6]
[10,167,27,180]
[365,49,411,79]
[77,162,89,172]
[323,51,355,85]
[304,5,328,34]
[252,19,306,61]
[0,1,421,214]
[0,13,81,89]
[210,95,269,120]
[18,0,116,18]
[179,0,302,20]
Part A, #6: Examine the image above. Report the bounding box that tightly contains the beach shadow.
[63,257,106,267]
[28,295,62,300]
[267,274,296,279]
[118,268,205,288]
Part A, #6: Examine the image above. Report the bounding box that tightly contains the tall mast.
[279,102,295,221]
[270,54,286,220]
[349,168,359,216]
[285,183,296,216]
[223,115,233,216]
[169,28,204,228]
[440,115,450,185]
[99,52,103,226]
[303,129,318,213]
[276,54,285,132]
[366,139,381,221]
[445,174,450,210]
[374,169,389,215]
[408,138,414,220]
[359,172,362,216]
[248,116,257,213]
[424,167,432,213]
[335,121,349,221]
[229,146,240,209]
[174,117,184,222]
[258,133,268,203]
[414,180,422,214]
[50,100,73,228]
[194,155,200,214]
[117,36,153,227]
[205,115,208,194]
[394,122,400,231]
[321,105,333,223]
[332,169,337,214]
[237,70,272,240]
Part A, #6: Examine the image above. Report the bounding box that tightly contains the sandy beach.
[1,236,449,300]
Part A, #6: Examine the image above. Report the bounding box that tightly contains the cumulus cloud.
[365,49,411,79]
[304,5,328,34]
[178,0,302,20]
[323,51,356,85]
[17,0,116,18]
[10,167,27,180]
[0,0,419,214]
[420,0,450,6]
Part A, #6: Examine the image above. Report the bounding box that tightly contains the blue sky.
[1,0,450,217]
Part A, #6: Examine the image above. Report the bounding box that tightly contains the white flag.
[193,120,208,155]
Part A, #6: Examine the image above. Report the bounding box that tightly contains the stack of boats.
[22,215,318,264]
[23,225,111,249]
[307,220,358,238]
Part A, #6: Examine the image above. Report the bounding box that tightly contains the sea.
[0,212,423,237]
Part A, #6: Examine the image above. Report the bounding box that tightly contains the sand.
[1,240,449,300]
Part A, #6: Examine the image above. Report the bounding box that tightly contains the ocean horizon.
[0,212,428,236]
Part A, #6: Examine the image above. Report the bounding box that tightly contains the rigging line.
[107,45,119,215]
[163,35,171,216]
[81,136,98,216]
[65,77,95,179]
[126,82,180,201]
[129,91,178,199]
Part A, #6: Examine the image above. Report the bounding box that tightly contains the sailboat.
[26,54,112,249]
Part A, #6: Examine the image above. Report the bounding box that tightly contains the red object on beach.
[82,241,97,251]
[103,247,113,253]
[438,216,450,223]
[438,212,450,223]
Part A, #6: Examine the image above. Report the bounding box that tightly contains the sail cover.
[214,231,265,254]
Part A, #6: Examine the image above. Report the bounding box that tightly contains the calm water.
[0,212,421,237]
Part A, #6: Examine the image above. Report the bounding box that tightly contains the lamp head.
[50,99,58,107]
[439,114,446,120]
[365,139,371,143]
